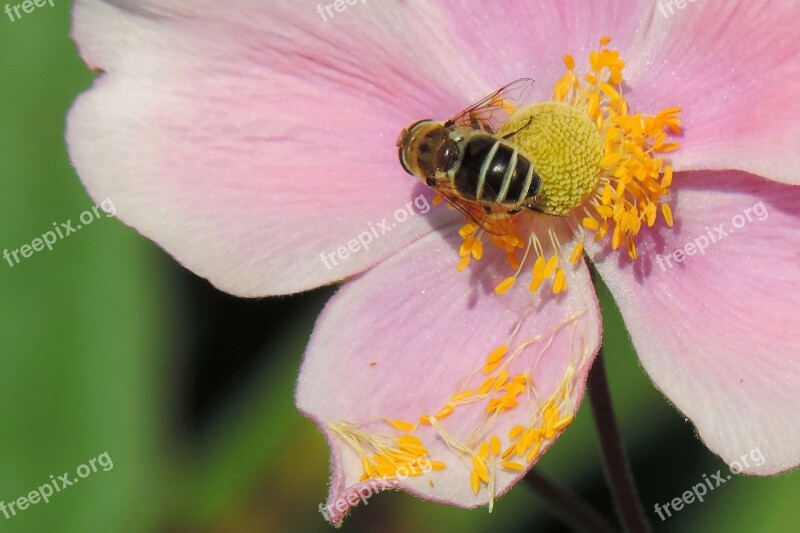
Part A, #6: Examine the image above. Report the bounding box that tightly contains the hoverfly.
[397,79,542,234]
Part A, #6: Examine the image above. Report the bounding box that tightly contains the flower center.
[324,39,682,516]
[453,37,681,295]
[496,101,603,216]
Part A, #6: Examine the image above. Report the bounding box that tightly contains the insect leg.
[501,116,534,140]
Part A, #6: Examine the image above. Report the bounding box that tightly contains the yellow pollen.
[451,390,474,402]
[435,405,454,419]
[479,441,490,460]
[492,370,509,390]
[553,269,567,294]
[486,345,508,364]
[385,418,416,432]
[494,277,516,295]
[501,460,526,472]
[497,102,603,216]
[490,435,501,456]
[569,242,584,264]
[334,41,678,505]
[450,37,680,294]
[478,376,495,395]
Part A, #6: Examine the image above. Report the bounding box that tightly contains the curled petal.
[297,222,601,524]
[68,0,651,296]
[590,170,800,474]
[68,0,469,296]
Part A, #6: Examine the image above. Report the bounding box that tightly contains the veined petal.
[67,0,470,296]
[68,0,650,296]
[626,0,800,185]
[297,222,601,524]
[436,0,649,95]
[589,170,800,474]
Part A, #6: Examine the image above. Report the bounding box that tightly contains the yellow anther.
[596,205,614,218]
[528,276,544,294]
[543,256,559,278]
[490,435,501,456]
[458,222,477,238]
[532,255,546,279]
[662,204,674,227]
[362,456,375,478]
[526,442,542,463]
[495,277,516,295]
[385,419,416,432]
[398,434,423,447]
[435,405,454,419]
[503,382,526,397]
[499,395,519,411]
[479,441,490,460]
[451,390,474,402]
[471,239,484,260]
[656,142,680,152]
[564,54,575,70]
[627,237,638,260]
[492,370,509,391]
[473,455,490,483]
[553,413,575,431]
[486,345,508,364]
[515,436,528,457]
[460,236,475,257]
[553,268,567,294]
[478,376,495,395]
[485,398,500,413]
[482,360,501,375]
[661,164,673,188]
[502,461,526,472]
[570,242,584,264]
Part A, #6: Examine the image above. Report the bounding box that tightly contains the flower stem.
[524,470,616,533]
[588,348,652,533]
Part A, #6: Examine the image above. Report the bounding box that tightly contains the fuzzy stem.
[588,349,651,533]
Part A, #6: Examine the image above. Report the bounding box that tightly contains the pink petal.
[67,1,461,296]
[435,0,650,95]
[590,170,800,474]
[68,0,648,296]
[296,223,601,524]
[626,1,800,185]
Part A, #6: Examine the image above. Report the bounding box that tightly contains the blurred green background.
[0,3,797,532]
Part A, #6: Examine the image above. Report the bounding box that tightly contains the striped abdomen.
[451,133,541,208]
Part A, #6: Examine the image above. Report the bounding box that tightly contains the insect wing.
[446,78,535,134]
[436,190,512,237]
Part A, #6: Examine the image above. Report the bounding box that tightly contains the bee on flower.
[67,0,800,527]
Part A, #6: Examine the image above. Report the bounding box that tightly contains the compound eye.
[425,177,436,187]
[398,145,413,175]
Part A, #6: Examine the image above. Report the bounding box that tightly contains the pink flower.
[67,0,800,525]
